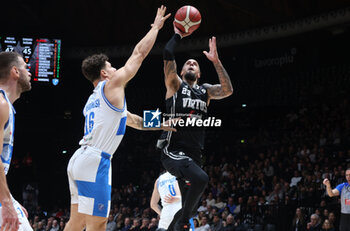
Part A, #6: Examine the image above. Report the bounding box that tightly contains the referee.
[323,168,350,231]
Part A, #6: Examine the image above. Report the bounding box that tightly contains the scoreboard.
[0,36,61,85]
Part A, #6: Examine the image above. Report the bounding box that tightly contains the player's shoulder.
[0,95,9,123]
[201,83,213,91]
[336,182,347,190]
[0,94,9,109]
[201,83,212,88]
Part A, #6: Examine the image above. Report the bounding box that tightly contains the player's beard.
[18,70,31,92]
[184,71,196,82]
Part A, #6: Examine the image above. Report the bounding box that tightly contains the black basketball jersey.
[159,81,208,162]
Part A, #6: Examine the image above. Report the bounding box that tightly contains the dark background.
[2,0,350,211]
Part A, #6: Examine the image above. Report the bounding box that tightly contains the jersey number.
[84,112,95,135]
[168,184,176,196]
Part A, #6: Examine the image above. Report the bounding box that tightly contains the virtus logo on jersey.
[143,109,162,128]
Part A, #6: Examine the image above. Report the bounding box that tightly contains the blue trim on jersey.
[1,90,11,131]
[76,151,111,217]
[1,144,13,164]
[101,81,126,112]
[4,119,9,130]
[336,182,350,193]
[116,116,127,135]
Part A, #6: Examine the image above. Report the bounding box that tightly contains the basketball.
[174,5,201,34]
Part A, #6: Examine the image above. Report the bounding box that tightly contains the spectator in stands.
[130,218,141,231]
[139,218,150,231]
[307,214,321,231]
[226,197,236,214]
[210,213,223,231]
[197,216,210,231]
[106,213,117,231]
[214,196,227,211]
[198,200,208,213]
[121,217,132,231]
[50,219,59,231]
[148,218,158,231]
[58,221,65,231]
[193,218,199,229]
[223,214,235,231]
[291,208,306,231]
[327,212,337,230]
[321,219,335,231]
[291,171,303,187]
[207,192,216,207]
[36,221,46,231]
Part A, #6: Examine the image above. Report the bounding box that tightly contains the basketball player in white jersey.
[0,51,33,231]
[64,6,172,231]
[150,172,181,230]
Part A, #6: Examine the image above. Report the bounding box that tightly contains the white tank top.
[79,80,127,155]
[157,172,181,207]
[0,89,15,175]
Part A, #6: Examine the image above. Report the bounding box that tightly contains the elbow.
[224,88,234,97]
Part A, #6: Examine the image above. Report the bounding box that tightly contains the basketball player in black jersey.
[157,25,233,231]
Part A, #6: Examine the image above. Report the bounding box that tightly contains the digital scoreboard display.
[0,36,61,85]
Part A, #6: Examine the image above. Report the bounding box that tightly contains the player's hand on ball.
[152,5,171,30]
[323,178,330,186]
[173,22,192,38]
[203,36,219,63]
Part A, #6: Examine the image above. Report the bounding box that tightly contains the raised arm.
[109,6,170,88]
[0,98,19,231]
[150,179,161,215]
[323,178,339,197]
[163,24,195,99]
[163,33,182,99]
[202,36,233,101]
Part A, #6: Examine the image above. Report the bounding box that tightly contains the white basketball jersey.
[0,89,15,175]
[79,80,127,155]
[157,172,181,207]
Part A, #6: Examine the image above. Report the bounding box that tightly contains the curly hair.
[0,52,22,81]
[81,54,109,83]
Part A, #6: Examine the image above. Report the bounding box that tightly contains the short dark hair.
[81,54,109,83]
[0,52,22,81]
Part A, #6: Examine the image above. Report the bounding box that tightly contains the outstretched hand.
[203,36,219,63]
[152,5,171,30]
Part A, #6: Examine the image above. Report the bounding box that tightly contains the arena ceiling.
[2,0,350,47]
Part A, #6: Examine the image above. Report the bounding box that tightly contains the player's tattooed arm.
[164,60,181,98]
[203,36,233,100]
[203,62,233,100]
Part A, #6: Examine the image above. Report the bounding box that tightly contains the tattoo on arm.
[164,60,177,78]
[207,61,233,99]
[214,61,233,95]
